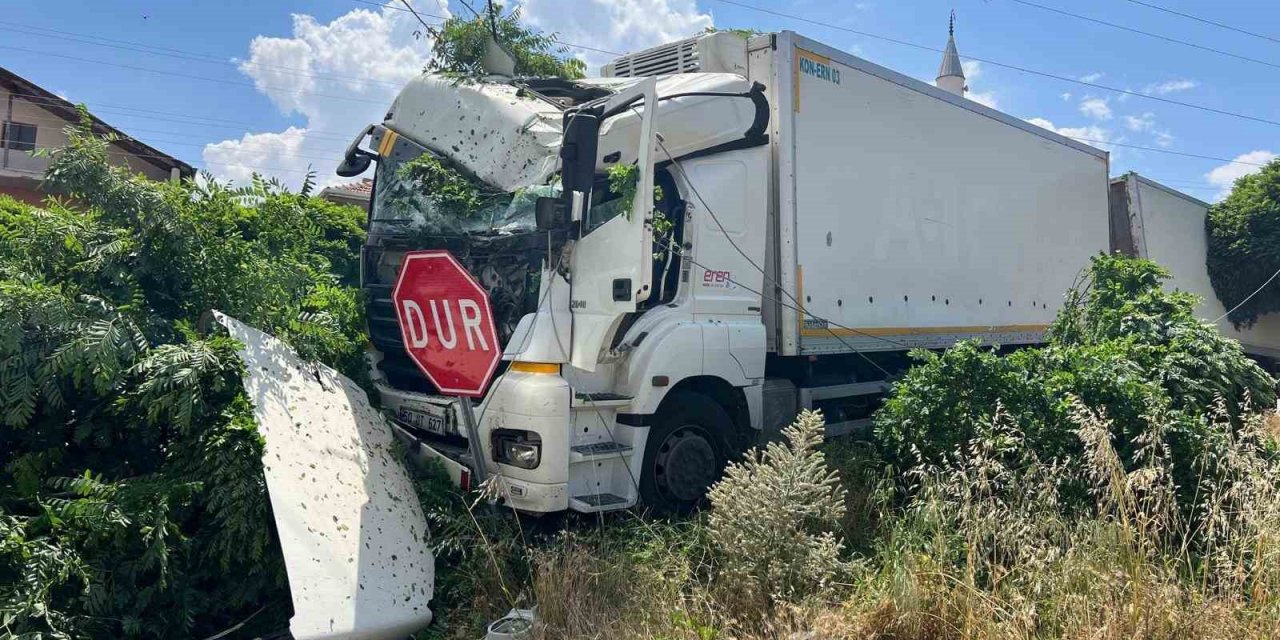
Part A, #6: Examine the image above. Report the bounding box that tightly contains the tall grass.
[420,402,1280,640]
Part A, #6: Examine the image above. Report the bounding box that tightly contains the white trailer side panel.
[769,33,1111,356]
[1120,175,1280,358]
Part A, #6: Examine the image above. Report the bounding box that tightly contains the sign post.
[392,250,503,486]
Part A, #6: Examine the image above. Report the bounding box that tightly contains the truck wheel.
[639,391,735,514]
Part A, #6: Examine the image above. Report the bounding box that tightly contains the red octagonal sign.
[392,250,502,397]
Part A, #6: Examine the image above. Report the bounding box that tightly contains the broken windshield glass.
[370,136,558,236]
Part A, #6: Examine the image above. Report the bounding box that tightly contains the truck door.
[568,78,658,371]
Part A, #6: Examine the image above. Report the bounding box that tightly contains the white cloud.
[956,60,998,109]
[1026,117,1115,151]
[1078,96,1112,120]
[203,3,433,188]
[1060,92,1072,101]
[967,91,999,109]
[1144,78,1197,95]
[521,0,712,70]
[1206,150,1278,200]
[1124,112,1155,132]
[1120,111,1174,147]
[1079,72,1104,83]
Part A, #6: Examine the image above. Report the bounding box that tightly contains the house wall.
[1,87,174,183]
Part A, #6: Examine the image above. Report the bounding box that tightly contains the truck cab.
[346,33,773,513]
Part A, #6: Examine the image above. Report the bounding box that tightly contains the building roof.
[0,66,195,178]
[321,178,373,198]
[937,11,965,80]
[937,36,965,80]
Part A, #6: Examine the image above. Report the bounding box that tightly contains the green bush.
[1206,158,1280,328]
[875,253,1277,515]
[0,123,368,638]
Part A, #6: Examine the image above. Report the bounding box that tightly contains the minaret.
[936,11,966,97]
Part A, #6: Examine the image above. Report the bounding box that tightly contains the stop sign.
[392,251,502,397]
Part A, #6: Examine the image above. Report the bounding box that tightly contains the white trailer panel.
[764,33,1111,356]
[1113,174,1280,358]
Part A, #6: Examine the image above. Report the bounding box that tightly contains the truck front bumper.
[377,370,575,513]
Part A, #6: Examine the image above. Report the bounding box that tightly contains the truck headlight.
[491,429,542,469]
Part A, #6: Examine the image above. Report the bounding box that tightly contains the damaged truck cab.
[345,30,1112,514]
[351,51,771,513]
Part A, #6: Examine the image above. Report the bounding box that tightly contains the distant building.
[320,178,373,209]
[935,11,966,97]
[0,66,194,205]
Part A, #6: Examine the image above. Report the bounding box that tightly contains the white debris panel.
[215,312,434,640]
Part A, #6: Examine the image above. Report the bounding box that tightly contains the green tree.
[427,3,585,79]
[0,122,368,638]
[1206,158,1280,328]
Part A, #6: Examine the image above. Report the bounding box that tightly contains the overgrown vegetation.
[1207,157,1280,328]
[877,254,1275,514]
[0,121,367,638]
[412,253,1280,640]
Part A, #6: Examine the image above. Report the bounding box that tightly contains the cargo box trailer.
[341,29,1112,516]
[1110,173,1280,362]
[748,32,1111,357]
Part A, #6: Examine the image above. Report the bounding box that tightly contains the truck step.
[569,441,633,463]
[571,392,633,409]
[569,492,629,513]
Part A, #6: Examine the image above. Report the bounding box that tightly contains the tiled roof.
[325,178,373,196]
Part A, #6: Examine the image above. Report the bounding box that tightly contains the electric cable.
[1119,0,1280,45]
[1211,265,1280,324]
[704,0,1280,128]
[1009,0,1280,71]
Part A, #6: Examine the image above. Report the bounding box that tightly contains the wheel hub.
[653,426,717,503]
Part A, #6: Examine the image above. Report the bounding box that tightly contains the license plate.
[397,405,447,435]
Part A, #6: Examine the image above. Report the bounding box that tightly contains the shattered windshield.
[371,137,558,236]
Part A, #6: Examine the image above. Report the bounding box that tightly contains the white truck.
[339,30,1111,515]
[1109,173,1280,362]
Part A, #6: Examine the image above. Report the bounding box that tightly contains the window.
[2,122,36,152]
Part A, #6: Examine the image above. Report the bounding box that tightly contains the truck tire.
[639,391,736,514]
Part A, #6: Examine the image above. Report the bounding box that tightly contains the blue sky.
[2,0,1276,200]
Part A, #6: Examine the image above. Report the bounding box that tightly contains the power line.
[1067,137,1271,167]
[6,91,359,141]
[1009,0,1280,71]
[0,44,397,107]
[1119,0,1280,46]
[0,22,424,90]
[704,0,1280,128]
[1212,266,1280,324]
[348,0,623,55]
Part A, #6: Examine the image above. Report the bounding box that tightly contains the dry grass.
[434,403,1280,640]
[1264,410,1280,444]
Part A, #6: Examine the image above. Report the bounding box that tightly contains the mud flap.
[214,312,434,640]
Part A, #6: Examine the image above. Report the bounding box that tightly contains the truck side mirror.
[560,112,600,194]
[535,196,568,231]
[336,124,376,177]
[560,110,601,223]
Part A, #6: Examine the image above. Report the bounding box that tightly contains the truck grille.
[363,234,543,394]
